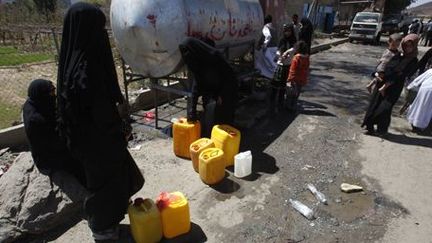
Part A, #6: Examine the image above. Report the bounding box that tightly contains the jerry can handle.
[210,150,219,157]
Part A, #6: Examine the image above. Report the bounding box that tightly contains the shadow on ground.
[160,222,207,243]
[236,98,299,181]
[17,213,85,243]
[307,63,371,116]
[384,132,432,148]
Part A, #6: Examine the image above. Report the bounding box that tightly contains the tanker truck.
[110,0,264,78]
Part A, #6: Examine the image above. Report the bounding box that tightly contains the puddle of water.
[321,176,375,223]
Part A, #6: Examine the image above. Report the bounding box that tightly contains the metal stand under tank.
[121,40,260,129]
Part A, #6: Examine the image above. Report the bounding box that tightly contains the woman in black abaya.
[57,3,144,240]
[362,34,419,135]
[179,37,239,137]
[23,79,85,183]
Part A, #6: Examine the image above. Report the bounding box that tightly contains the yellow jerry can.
[156,191,191,239]
[128,198,163,243]
[199,148,225,185]
[173,118,201,159]
[190,138,215,172]
[211,124,241,166]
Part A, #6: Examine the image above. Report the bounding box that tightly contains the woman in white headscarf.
[407,68,432,131]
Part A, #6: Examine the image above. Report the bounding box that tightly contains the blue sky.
[409,0,432,8]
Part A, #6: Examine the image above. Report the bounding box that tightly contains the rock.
[0,147,9,156]
[340,183,363,193]
[330,218,340,226]
[0,152,87,242]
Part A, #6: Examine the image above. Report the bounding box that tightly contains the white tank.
[110,0,264,78]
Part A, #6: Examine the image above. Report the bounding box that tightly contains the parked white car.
[349,12,383,45]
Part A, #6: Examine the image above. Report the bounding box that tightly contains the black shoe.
[376,130,388,138]
[412,125,422,133]
[364,126,375,135]
[364,130,375,136]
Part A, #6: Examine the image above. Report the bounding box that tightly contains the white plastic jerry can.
[234,151,252,178]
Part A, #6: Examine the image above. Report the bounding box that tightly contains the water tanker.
[110,0,264,78]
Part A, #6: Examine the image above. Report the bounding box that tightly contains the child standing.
[286,41,310,111]
[366,33,403,93]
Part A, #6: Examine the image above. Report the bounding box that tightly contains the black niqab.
[26,79,56,120]
[57,2,123,146]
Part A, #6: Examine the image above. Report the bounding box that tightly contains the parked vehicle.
[400,15,415,35]
[349,12,383,45]
[382,14,403,34]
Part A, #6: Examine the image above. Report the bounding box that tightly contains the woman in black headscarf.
[23,79,85,183]
[179,37,239,137]
[299,17,314,51]
[362,34,419,136]
[57,3,144,240]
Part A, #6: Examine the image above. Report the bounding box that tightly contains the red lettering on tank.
[147,14,157,28]
[228,12,238,37]
[209,25,225,41]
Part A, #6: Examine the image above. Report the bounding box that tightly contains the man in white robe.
[255,15,278,79]
[407,68,432,130]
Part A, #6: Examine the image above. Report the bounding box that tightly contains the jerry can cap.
[156,192,185,210]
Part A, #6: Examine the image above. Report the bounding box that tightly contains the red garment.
[288,54,310,86]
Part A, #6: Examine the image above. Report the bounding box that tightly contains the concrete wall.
[259,0,338,34]
[259,0,290,37]
[337,2,373,26]
[285,0,336,18]
[0,124,26,149]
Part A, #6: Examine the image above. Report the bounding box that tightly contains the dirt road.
[26,42,432,243]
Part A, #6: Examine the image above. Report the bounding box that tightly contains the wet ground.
[23,42,432,243]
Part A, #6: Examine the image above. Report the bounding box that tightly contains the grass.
[0,46,54,66]
[0,46,17,55]
[0,102,21,129]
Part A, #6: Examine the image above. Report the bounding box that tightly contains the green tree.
[33,0,56,21]
[384,0,415,14]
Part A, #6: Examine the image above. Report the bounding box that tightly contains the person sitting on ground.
[23,79,85,184]
[286,41,310,111]
[179,37,239,137]
[366,33,403,93]
[270,23,297,114]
